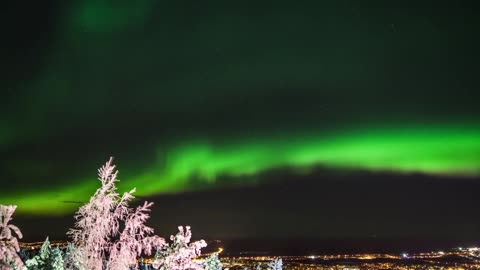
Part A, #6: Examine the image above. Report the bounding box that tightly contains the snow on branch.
[67,157,165,270]
[153,226,207,270]
[0,205,24,270]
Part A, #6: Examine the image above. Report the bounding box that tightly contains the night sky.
[1,1,480,244]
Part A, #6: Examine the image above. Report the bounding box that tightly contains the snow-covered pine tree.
[25,237,65,270]
[67,158,165,270]
[152,226,206,270]
[50,247,65,270]
[0,205,24,270]
[267,258,282,270]
[24,237,51,269]
[203,253,222,270]
[63,243,81,270]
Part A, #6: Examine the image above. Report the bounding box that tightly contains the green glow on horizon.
[4,124,480,215]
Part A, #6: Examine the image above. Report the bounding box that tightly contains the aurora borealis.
[3,124,480,215]
[1,0,480,240]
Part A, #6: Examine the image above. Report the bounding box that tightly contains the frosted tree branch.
[67,157,166,270]
[0,205,24,270]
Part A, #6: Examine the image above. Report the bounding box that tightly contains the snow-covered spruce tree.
[67,158,165,270]
[0,205,24,270]
[49,247,65,270]
[24,237,65,270]
[152,226,206,270]
[25,237,51,269]
[267,258,282,270]
[203,254,221,270]
[63,243,81,270]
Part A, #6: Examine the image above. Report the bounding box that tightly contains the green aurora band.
[4,124,480,215]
